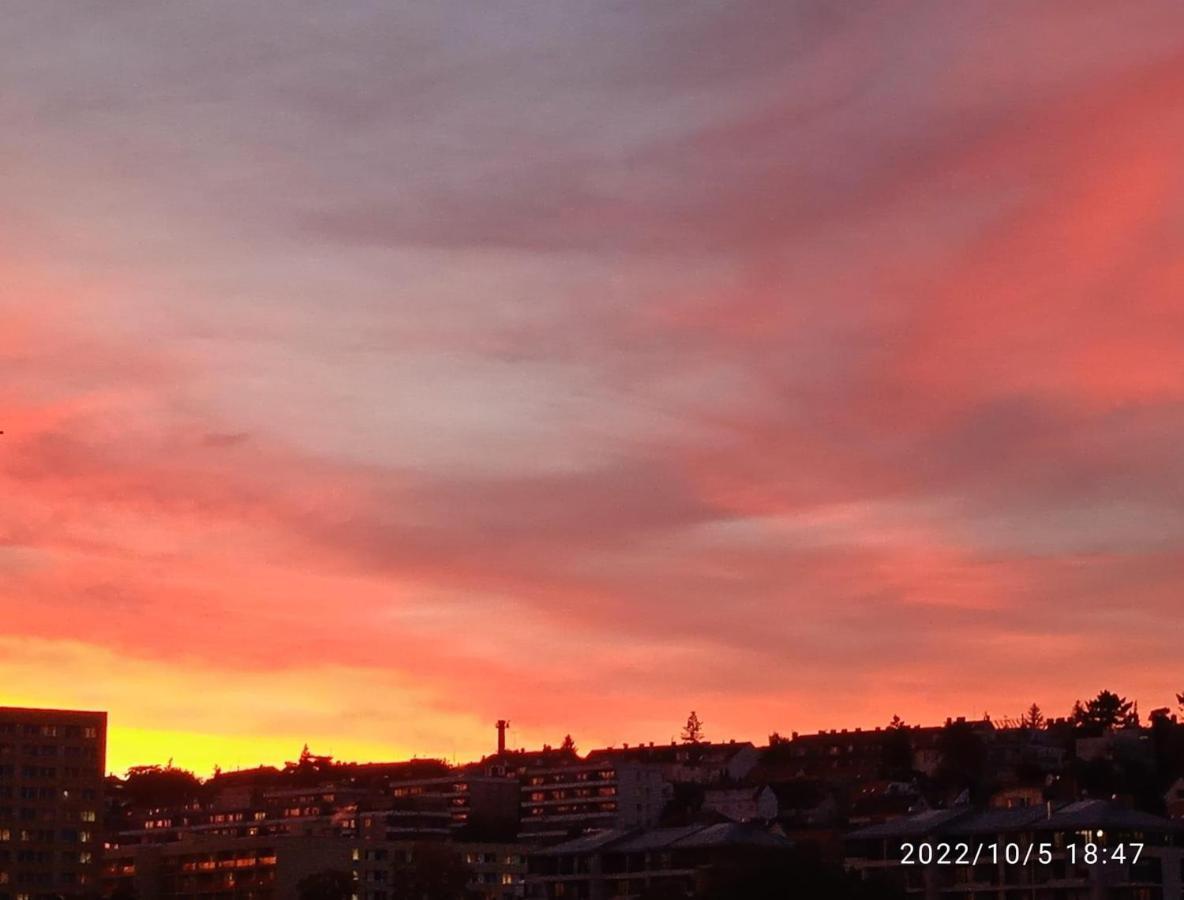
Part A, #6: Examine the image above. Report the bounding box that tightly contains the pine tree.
[1021,703,1045,730]
[681,711,705,744]
[1072,690,1139,730]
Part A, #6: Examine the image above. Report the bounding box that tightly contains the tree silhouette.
[1177,691,1184,714]
[285,744,336,785]
[560,734,577,753]
[880,717,913,779]
[1021,703,1045,730]
[296,869,353,900]
[935,721,988,800]
[681,711,705,744]
[121,764,203,808]
[1072,691,1140,730]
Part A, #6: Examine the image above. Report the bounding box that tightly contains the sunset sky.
[3,2,1184,777]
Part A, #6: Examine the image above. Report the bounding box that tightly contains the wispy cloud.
[2,1,1184,773]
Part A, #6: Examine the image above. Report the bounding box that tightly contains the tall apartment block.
[0,706,107,899]
[365,773,519,841]
[518,762,669,845]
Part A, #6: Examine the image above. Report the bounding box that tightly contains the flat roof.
[0,705,108,718]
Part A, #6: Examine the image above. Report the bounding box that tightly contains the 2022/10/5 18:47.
[900,842,1144,867]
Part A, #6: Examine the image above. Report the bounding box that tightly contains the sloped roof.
[537,822,790,856]
[1037,800,1182,833]
[533,829,628,856]
[848,800,1181,841]
[847,807,971,839]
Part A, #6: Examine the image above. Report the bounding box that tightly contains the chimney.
[496,720,509,756]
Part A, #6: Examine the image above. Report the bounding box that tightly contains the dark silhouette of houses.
[846,800,1184,898]
[527,821,792,899]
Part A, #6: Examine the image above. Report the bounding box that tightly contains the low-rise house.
[1165,777,1184,820]
[701,785,778,823]
[846,780,928,828]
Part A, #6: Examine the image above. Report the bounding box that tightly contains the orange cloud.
[3,3,1184,774]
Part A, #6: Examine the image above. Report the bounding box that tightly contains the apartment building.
[115,786,364,847]
[0,706,106,900]
[355,840,527,900]
[519,762,669,845]
[584,742,759,786]
[102,833,351,899]
[363,773,519,841]
[774,720,997,783]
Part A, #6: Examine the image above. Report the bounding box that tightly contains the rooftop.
[537,821,791,856]
[848,800,1182,841]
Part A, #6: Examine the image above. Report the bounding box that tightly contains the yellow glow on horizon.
[0,636,491,778]
[106,726,423,779]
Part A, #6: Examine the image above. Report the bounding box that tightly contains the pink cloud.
[2,2,1184,768]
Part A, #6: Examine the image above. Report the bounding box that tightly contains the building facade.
[102,833,351,899]
[372,774,519,841]
[518,763,669,846]
[0,706,106,900]
[355,840,527,900]
[585,742,759,786]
